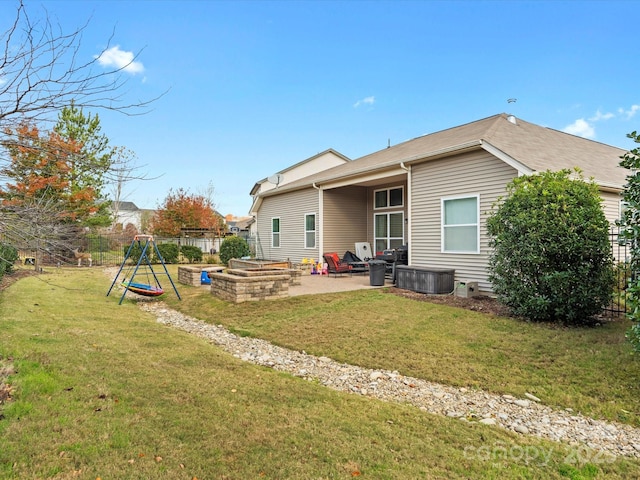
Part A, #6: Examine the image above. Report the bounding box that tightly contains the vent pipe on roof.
[507,114,517,125]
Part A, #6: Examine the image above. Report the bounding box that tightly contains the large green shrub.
[156,243,179,264]
[487,169,614,324]
[180,245,203,263]
[219,236,251,265]
[619,130,640,351]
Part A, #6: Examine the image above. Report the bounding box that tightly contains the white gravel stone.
[525,392,541,402]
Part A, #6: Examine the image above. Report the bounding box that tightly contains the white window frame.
[374,186,404,210]
[271,217,281,248]
[304,213,316,249]
[374,211,405,252]
[441,194,480,254]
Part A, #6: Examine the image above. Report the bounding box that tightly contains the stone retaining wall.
[178,265,224,287]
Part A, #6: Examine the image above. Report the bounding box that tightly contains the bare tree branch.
[0,1,165,127]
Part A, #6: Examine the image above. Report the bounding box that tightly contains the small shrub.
[219,236,251,265]
[203,254,220,265]
[180,245,203,263]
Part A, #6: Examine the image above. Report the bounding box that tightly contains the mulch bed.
[388,287,625,326]
[389,287,513,317]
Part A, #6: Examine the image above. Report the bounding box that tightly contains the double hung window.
[441,195,479,253]
[304,213,316,248]
[271,217,280,248]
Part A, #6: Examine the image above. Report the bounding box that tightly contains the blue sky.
[2,0,638,216]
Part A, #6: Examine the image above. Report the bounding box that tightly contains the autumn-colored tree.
[150,188,225,237]
[0,117,110,226]
[0,123,71,204]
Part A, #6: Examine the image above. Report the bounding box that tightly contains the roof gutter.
[597,182,623,193]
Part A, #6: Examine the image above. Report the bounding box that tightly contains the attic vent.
[507,115,517,125]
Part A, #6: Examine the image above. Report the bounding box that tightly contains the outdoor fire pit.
[208,267,301,303]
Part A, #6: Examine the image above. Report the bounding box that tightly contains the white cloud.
[589,110,615,122]
[353,96,375,108]
[619,105,640,119]
[95,46,144,74]
[563,118,595,139]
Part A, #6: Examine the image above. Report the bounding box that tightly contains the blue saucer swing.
[106,235,181,304]
[120,280,164,297]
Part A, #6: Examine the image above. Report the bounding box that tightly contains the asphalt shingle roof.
[263,114,628,195]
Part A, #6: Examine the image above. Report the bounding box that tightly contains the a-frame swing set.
[107,235,181,305]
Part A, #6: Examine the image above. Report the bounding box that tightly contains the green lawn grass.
[0,267,639,479]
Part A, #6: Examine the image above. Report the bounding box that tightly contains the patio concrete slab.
[288,272,389,296]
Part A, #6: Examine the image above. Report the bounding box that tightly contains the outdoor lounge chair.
[323,252,353,277]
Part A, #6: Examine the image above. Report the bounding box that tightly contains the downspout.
[253,212,259,258]
[313,183,323,262]
[400,162,411,265]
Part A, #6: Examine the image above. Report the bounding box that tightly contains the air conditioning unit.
[455,281,478,298]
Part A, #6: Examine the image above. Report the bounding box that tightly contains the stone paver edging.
[139,302,640,459]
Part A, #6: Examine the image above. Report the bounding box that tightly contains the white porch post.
[313,183,323,262]
[401,162,412,264]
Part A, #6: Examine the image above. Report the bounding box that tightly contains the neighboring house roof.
[113,201,140,211]
[226,217,252,230]
[257,113,627,198]
[233,217,253,230]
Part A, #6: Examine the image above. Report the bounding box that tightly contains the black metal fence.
[605,226,629,317]
[5,232,219,268]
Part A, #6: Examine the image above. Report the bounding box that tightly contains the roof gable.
[481,116,626,188]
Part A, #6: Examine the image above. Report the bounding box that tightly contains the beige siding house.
[249,114,628,293]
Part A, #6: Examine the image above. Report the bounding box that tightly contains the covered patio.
[288,271,388,297]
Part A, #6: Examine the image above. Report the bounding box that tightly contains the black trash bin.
[369,260,387,286]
